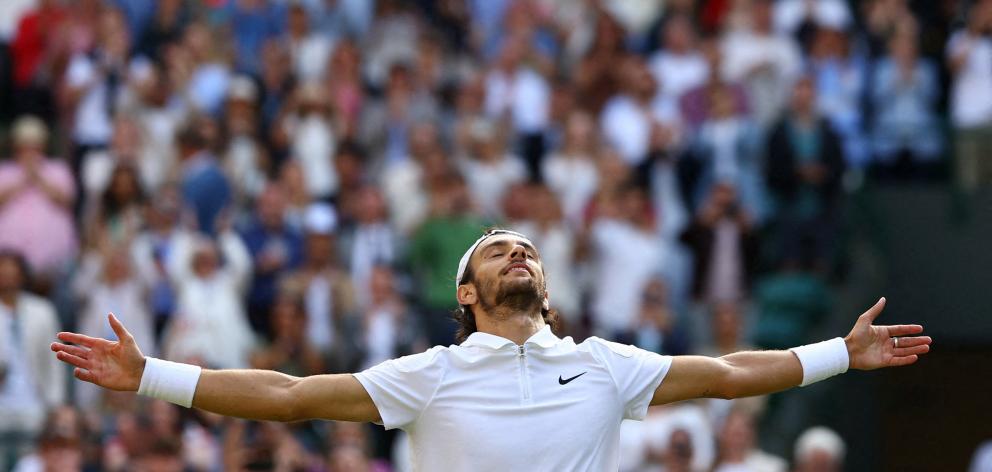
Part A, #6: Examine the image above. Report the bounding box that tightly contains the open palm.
[845,298,932,371]
[51,314,146,391]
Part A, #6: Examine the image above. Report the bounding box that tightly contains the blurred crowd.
[0,0,988,470]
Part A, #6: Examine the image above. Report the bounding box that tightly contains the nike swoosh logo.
[558,372,587,385]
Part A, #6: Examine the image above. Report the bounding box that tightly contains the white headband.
[455,229,530,290]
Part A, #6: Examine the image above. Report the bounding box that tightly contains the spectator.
[359,62,440,166]
[588,183,670,337]
[280,204,360,373]
[240,184,304,335]
[130,186,184,336]
[278,82,338,201]
[541,110,600,229]
[765,77,845,267]
[162,229,255,369]
[678,36,751,131]
[648,14,709,104]
[616,277,690,356]
[946,1,992,192]
[807,26,869,167]
[176,124,231,235]
[601,55,682,166]
[680,183,760,305]
[360,265,426,370]
[685,86,765,217]
[228,0,285,76]
[338,185,397,310]
[284,2,334,83]
[0,250,65,464]
[10,429,82,472]
[793,426,845,472]
[510,184,580,322]
[9,0,68,121]
[713,408,788,472]
[381,122,444,235]
[84,163,145,247]
[721,0,802,129]
[134,0,188,61]
[222,75,269,203]
[456,118,528,219]
[250,294,325,377]
[124,62,186,193]
[72,247,155,409]
[407,174,490,345]
[870,30,943,176]
[660,428,694,472]
[0,116,77,280]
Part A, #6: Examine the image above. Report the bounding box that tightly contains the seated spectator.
[793,426,846,472]
[541,110,600,229]
[250,294,325,377]
[456,118,528,219]
[946,1,992,192]
[277,82,338,201]
[221,76,269,203]
[0,250,65,462]
[680,183,760,305]
[10,428,82,472]
[0,116,77,281]
[162,229,255,369]
[240,184,304,334]
[765,76,845,267]
[279,204,361,373]
[870,30,943,176]
[713,408,788,472]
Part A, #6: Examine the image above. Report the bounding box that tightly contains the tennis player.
[52,229,931,471]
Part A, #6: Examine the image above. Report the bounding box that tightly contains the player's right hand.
[51,313,146,391]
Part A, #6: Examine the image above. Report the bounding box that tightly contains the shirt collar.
[461,325,560,350]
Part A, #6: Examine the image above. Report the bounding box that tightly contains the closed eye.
[489,253,504,259]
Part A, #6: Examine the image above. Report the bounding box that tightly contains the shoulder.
[579,336,639,358]
[384,345,448,373]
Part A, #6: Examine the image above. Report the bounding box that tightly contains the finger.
[51,343,90,359]
[56,350,91,369]
[108,313,135,344]
[893,344,930,357]
[889,336,931,348]
[56,332,102,348]
[888,354,918,366]
[885,325,924,336]
[859,297,886,324]
[74,368,97,383]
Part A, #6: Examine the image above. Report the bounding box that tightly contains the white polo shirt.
[353,326,673,471]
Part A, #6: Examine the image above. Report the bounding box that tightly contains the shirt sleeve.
[587,338,672,421]
[352,346,446,430]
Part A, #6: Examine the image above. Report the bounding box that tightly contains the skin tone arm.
[51,315,381,423]
[651,297,932,405]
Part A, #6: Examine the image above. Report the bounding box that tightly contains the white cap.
[795,426,845,464]
[455,229,531,290]
[304,203,337,235]
[11,115,48,147]
[228,75,258,102]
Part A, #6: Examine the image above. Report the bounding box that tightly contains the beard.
[478,274,545,316]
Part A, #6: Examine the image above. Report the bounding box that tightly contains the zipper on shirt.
[517,345,532,402]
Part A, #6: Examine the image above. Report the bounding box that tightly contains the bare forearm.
[720,350,803,398]
[191,369,378,423]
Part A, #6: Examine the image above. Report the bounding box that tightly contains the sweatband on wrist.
[789,337,849,387]
[137,357,202,408]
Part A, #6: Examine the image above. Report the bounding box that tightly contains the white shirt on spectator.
[354,326,672,471]
[65,54,145,145]
[589,218,668,335]
[541,152,599,228]
[0,294,64,434]
[601,94,681,165]
[648,50,709,103]
[289,113,338,198]
[947,31,992,127]
[485,67,551,134]
[459,154,528,218]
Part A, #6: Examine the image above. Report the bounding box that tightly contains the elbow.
[274,378,306,423]
[713,360,741,400]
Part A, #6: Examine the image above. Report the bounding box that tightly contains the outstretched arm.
[52,314,380,423]
[651,298,931,405]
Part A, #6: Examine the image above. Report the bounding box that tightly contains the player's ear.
[542,291,550,311]
[457,283,477,305]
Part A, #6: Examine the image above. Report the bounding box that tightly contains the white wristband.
[137,357,202,408]
[789,337,849,387]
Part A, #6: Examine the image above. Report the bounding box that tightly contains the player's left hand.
[844,297,932,370]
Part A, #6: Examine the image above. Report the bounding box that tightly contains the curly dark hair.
[452,242,560,344]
